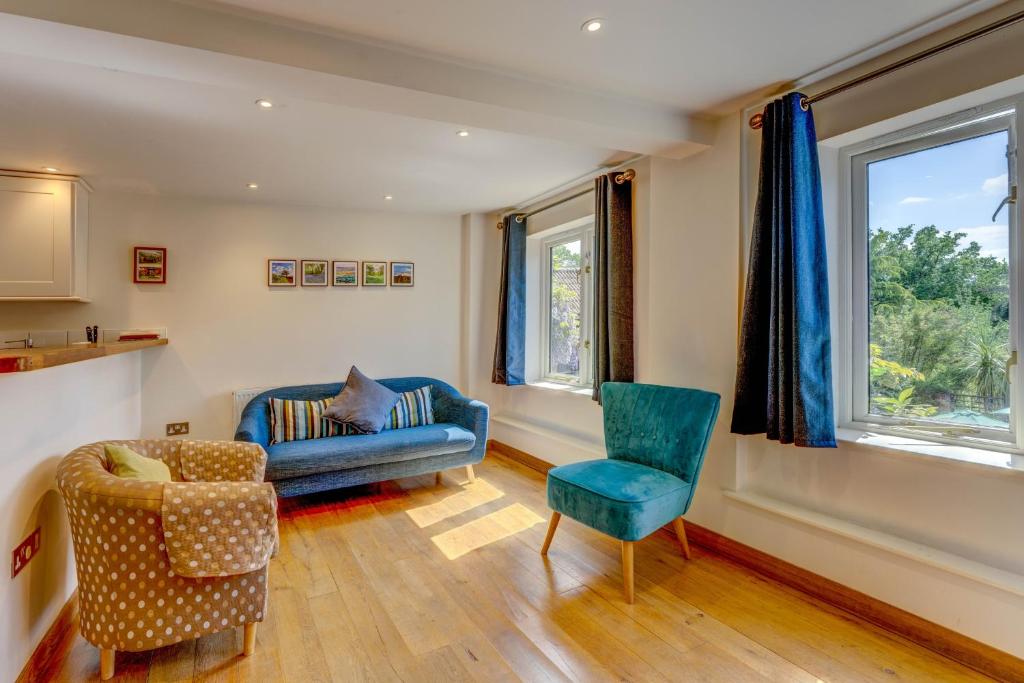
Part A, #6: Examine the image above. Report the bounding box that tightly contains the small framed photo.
[390,262,414,287]
[267,259,297,287]
[332,260,358,287]
[301,259,329,287]
[133,246,166,284]
[362,261,387,286]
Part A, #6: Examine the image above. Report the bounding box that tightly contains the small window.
[847,101,1020,448]
[541,225,594,385]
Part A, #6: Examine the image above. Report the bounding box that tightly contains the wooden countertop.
[0,339,168,373]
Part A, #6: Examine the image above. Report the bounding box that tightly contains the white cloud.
[982,173,1008,196]
[898,196,932,205]
[955,224,1009,260]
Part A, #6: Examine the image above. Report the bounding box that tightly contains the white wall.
[0,353,141,683]
[0,192,464,439]
[470,114,1024,657]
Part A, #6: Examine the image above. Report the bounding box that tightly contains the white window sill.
[526,380,593,397]
[836,426,1024,477]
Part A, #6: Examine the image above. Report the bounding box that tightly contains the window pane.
[867,129,1011,430]
[549,239,582,379]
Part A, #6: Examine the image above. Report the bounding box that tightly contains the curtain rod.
[749,9,1024,129]
[496,168,635,229]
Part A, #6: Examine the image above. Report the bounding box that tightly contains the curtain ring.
[614,168,636,184]
[799,97,809,111]
[514,214,525,223]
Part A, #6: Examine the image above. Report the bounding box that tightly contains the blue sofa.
[234,377,489,497]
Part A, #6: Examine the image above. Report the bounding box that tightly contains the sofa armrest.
[235,409,270,449]
[179,440,268,483]
[433,391,489,461]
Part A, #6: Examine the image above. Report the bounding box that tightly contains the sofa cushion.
[323,366,401,434]
[546,459,691,542]
[265,423,476,481]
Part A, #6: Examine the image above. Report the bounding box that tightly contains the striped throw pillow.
[269,397,348,444]
[383,386,435,431]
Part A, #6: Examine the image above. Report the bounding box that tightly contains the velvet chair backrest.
[602,382,720,503]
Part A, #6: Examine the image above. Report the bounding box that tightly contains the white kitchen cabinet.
[0,173,90,300]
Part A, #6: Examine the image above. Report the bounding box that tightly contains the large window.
[541,225,594,385]
[846,100,1020,448]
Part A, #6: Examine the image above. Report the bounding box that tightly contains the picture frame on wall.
[133,246,167,284]
[332,260,358,287]
[362,261,387,286]
[301,259,329,286]
[390,261,414,287]
[267,259,297,287]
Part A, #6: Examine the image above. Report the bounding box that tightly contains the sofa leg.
[465,464,475,483]
[672,517,692,560]
[99,647,115,680]
[621,541,635,604]
[540,511,561,555]
[435,471,443,486]
[243,622,257,656]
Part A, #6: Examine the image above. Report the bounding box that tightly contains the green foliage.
[869,225,1009,417]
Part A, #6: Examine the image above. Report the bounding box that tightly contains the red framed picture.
[133,247,167,284]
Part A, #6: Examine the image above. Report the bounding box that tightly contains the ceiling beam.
[0,0,714,158]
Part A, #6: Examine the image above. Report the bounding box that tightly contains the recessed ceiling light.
[383,195,393,201]
[456,130,470,137]
[247,183,259,189]
[42,166,60,173]
[581,18,603,32]
[255,99,274,109]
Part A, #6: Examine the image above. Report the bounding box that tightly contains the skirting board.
[16,590,78,683]
[488,439,1024,683]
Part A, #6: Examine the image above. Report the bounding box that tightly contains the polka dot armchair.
[56,440,277,680]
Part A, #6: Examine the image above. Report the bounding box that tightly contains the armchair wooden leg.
[99,648,115,680]
[621,541,635,604]
[435,471,443,486]
[540,512,561,555]
[465,464,475,483]
[243,622,257,656]
[672,517,692,560]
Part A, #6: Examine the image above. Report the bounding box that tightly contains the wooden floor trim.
[488,438,1024,683]
[16,590,79,683]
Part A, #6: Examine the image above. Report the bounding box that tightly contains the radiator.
[232,387,272,430]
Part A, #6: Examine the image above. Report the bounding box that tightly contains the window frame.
[839,96,1022,452]
[540,224,595,387]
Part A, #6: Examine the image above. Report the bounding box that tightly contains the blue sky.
[868,129,1010,260]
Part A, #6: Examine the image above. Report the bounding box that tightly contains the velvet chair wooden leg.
[621,541,635,604]
[540,512,561,555]
[465,464,476,483]
[672,517,692,560]
[243,623,257,656]
[99,648,115,680]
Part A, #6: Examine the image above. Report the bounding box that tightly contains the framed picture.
[390,261,414,287]
[332,260,358,287]
[362,261,387,286]
[267,259,297,287]
[301,259,329,286]
[133,247,166,284]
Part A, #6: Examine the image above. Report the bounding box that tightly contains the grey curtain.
[492,214,526,385]
[593,173,634,403]
[731,93,836,447]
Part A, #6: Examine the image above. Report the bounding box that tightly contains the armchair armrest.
[433,391,489,461]
[178,440,267,483]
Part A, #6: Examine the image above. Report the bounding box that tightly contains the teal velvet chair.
[541,382,720,603]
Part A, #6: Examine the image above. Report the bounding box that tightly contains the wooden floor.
[48,451,994,682]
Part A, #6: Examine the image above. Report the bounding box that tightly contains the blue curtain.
[492,214,526,385]
[731,93,836,447]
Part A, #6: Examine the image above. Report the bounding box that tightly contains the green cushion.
[104,443,172,482]
[547,459,690,542]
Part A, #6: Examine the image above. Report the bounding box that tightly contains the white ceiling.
[0,0,1002,212]
[200,0,993,111]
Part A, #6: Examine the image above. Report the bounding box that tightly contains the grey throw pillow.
[323,366,400,434]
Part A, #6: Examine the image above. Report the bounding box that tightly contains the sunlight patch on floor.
[431,503,545,560]
[406,478,505,528]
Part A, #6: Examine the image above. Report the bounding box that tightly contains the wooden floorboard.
[48,450,998,682]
